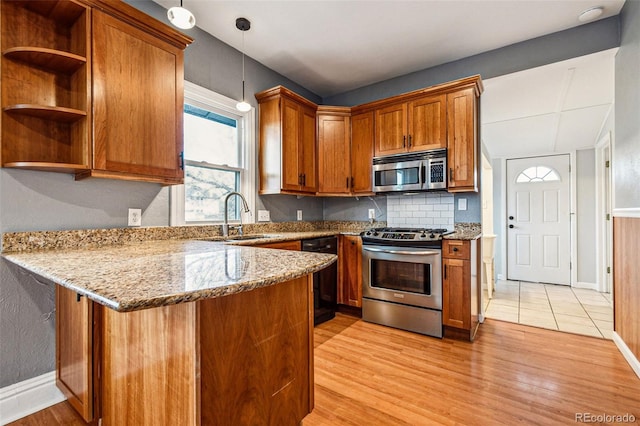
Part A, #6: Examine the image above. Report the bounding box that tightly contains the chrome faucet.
[222,192,250,237]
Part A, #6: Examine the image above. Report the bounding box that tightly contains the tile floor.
[484,280,613,339]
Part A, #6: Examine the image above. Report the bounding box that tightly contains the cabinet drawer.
[443,240,470,260]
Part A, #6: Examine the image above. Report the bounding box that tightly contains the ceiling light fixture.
[578,6,604,22]
[236,17,252,113]
[167,0,195,30]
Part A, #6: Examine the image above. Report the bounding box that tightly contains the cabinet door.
[92,10,184,181]
[300,105,318,192]
[408,94,446,152]
[375,103,407,156]
[351,111,374,194]
[318,114,351,194]
[447,88,477,191]
[339,235,362,307]
[442,258,471,329]
[255,240,301,250]
[281,97,303,191]
[56,286,94,422]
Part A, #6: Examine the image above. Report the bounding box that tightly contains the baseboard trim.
[572,281,598,290]
[612,332,640,379]
[612,208,640,218]
[0,371,65,425]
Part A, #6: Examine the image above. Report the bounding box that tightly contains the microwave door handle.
[421,163,426,188]
[363,247,440,256]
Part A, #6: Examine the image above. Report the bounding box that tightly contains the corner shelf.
[3,162,90,174]
[3,104,86,122]
[3,47,86,73]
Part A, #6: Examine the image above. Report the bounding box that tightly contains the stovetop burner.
[360,227,451,246]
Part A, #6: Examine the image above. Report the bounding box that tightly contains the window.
[516,166,560,183]
[171,82,255,225]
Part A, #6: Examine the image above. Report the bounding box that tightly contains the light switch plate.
[257,210,270,222]
[297,210,303,221]
[368,209,376,219]
[458,198,467,211]
[128,208,142,227]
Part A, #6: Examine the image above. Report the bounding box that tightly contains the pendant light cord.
[241,30,246,101]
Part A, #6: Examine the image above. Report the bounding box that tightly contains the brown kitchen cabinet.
[446,87,479,192]
[338,235,362,308]
[317,107,352,195]
[256,86,318,194]
[374,94,446,157]
[254,240,301,250]
[56,286,96,423]
[0,0,192,184]
[316,107,374,196]
[442,239,480,341]
[0,0,91,174]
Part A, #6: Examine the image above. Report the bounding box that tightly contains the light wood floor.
[10,315,640,425]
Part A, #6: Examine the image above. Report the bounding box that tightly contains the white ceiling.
[482,48,616,158]
[153,0,621,158]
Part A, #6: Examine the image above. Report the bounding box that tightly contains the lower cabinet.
[442,239,480,341]
[254,240,301,250]
[56,286,96,423]
[56,275,314,425]
[338,235,362,308]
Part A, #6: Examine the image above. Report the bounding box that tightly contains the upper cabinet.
[256,86,318,194]
[374,94,446,157]
[446,87,479,192]
[0,0,192,184]
[317,107,351,195]
[350,111,374,195]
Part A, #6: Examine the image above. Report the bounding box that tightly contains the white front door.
[507,155,571,285]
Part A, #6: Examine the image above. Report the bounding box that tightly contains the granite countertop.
[444,223,482,240]
[2,239,336,312]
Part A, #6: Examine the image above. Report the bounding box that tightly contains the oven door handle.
[363,247,440,256]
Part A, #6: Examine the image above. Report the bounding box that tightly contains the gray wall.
[576,149,597,284]
[0,1,623,390]
[322,196,387,222]
[615,1,640,209]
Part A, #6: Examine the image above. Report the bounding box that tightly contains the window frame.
[170,81,256,226]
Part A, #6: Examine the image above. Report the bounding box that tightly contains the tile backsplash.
[386,193,454,230]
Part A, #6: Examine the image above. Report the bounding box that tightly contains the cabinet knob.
[403,135,406,148]
[452,247,459,252]
[408,135,412,147]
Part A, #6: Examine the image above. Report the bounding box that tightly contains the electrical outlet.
[128,208,142,227]
[297,210,303,221]
[368,209,376,219]
[257,210,270,222]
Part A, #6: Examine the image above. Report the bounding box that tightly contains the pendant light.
[167,0,195,30]
[236,18,252,112]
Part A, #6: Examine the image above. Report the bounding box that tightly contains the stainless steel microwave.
[372,149,447,193]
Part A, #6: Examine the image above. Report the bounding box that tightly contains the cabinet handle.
[179,152,184,170]
[346,177,350,189]
[449,167,454,181]
[350,176,354,189]
[403,135,406,148]
[408,135,412,147]
[76,293,83,302]
[302,174,306,186]
[298,174,302,185]
[444,265,447,279]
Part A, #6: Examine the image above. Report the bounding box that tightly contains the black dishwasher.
[302,236,337,326]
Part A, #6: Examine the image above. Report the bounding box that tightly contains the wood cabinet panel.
[447,88,477,192]
[375,103,407,156]
[443,239,470,260]
[339,235,362,308]
[56,286,94,423]
[350,111,374,194]
[442,257,470,330]
[408,94,446,151]
[300,106,317,192]
[101,302,197,426]
[200,276,312,425]
[92,10,184,182]
[318,109,351,194]
[281,97,303,191]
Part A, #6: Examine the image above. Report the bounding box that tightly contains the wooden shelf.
[4,162,90,174]
[3,47,86,73]
[3,104,86,122]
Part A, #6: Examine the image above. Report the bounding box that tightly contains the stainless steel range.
[361,227,449,338]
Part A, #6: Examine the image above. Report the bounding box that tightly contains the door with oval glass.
[506,154,571,285]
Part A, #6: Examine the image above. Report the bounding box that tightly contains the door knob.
[509,224,514,229]
[508,216,514,220]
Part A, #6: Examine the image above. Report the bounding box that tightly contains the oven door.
[372,159,424,192]
[362,245,442,310]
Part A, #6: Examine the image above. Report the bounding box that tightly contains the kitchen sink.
[224,234,268,241]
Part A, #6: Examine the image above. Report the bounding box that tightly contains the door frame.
[501,152,576,286]
[595,132,613,293]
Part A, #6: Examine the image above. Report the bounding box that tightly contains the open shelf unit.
[1,0,91,171]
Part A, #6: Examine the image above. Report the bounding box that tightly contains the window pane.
[185,165,240,222]
[184,104,239,167]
